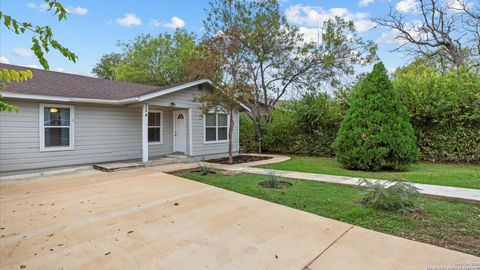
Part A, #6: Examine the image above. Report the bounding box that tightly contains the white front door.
[173,110,186,153]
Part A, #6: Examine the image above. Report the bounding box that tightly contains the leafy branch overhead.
[0,0,77,70]
[0,69,33,112]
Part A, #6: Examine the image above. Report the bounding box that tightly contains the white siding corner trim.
[188,108,193,156]
[39,103,75,152]
[142,104,149,163]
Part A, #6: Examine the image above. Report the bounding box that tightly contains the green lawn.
[257,156,480,189]
[176,170,480,256]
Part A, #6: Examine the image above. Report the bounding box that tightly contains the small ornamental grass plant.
[195,165,216,176]
[359,178,421,214]
[265,170,281,188]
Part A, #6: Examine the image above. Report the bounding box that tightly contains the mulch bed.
[258,181,292,189]
[205,155,272,164]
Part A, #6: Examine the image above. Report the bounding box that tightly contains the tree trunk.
[247,110,263,154]
[255,121,262,154]
[228,109,234,164]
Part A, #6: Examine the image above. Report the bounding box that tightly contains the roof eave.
[0,91,140,105]
[0,79,251,112]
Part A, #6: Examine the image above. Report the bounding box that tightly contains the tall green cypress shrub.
[332,62,419,171]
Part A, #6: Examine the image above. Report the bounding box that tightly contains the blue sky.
[0,0,414,77]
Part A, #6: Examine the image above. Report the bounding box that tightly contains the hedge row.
[240,64,480,163]
[394,64,480,163]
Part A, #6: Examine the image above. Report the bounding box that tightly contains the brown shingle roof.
[0,64,166,100]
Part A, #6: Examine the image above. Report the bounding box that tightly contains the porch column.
[142,104,149,163]
[188,108,193,156]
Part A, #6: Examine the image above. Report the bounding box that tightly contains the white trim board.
[188,108,193,156]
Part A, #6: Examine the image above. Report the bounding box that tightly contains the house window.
[205,112,228,142]
[148,111,163,144]
[40,104,74,151]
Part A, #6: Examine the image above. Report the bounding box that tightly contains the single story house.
[0,64,249,173]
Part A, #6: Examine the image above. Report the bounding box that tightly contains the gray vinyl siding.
[148,86,240,157]
[0,100,173,172]
[190,108,239,156]
[0,86,240,173]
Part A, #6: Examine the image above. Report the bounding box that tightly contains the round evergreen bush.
[332,62,419,171]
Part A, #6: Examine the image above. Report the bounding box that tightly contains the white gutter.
[0,91,139,105]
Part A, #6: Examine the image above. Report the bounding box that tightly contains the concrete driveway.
[0,168,477,269]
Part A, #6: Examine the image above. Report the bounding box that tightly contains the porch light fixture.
[49,107,58,113]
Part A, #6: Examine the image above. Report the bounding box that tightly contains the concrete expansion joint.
[302,225,355,270]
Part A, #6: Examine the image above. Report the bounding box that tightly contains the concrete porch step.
[93,155,194,172]
[165,154,189,159]
[93,162,145,172]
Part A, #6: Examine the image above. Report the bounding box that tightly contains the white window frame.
[148,110,163,145]
[39,104,75,152]
[203,111,229,144]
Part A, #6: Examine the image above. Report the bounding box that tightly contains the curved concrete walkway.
[203,154,480,203]
[0,168,478,269]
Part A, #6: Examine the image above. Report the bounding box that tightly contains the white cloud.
[396,0,420,13]
[27,2,87,15]
[27,64,40,69]
[150,19,162,28]
[66,6,88,15]
[114,13,142,26]
[359,0,375,7]
[388,67,398,74]
[0,56,10,64]
[376,21,424,45]
[298,27,322,43]
[53,67,77,74]
[376,29,403,45]
[12,47,33,58]
[162,16,186,29]
[26,2,49,11]
[355,19,377,32]
[447,0,471,12]
[285,4,376,34]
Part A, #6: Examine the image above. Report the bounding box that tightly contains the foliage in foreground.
[359,179,420,213]
[0,68,33,112]
[332,62,419,171]
[0,0,76,112]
